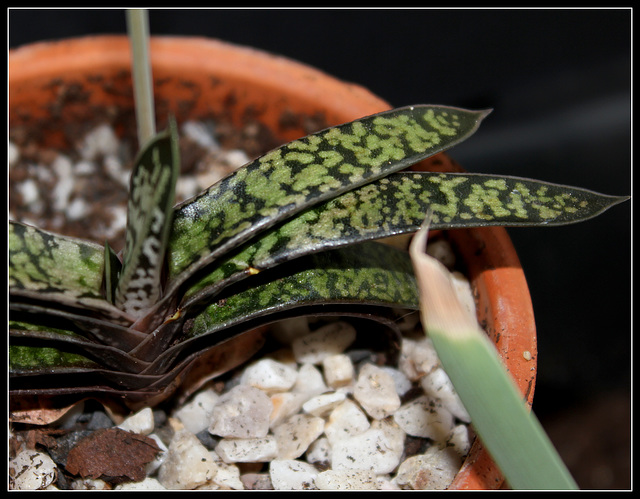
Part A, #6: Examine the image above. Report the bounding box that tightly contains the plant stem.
[126,9,156,147]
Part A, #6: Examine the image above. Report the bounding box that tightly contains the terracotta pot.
[9,35,537,490]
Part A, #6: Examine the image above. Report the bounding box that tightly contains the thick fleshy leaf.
[9,343,99,372]
[132,242,417,376]
[9,221,130,324]
[186,241,418,339]
[10,303,147,353]
[114,119,179,318]
[166,106,490,291]
[9,327,149,373]
[179,172,628,308]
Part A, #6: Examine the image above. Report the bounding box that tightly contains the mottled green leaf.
[9,344,99,372]
[9,326,149,373]
[166,105,490,291]
[114,118,179,318]
[9,221,129,323]
[185,241,419,340]
[180,172,628,307]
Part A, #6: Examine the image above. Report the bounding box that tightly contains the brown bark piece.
[65,428,160,482]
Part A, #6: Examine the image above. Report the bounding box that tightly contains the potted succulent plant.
[9,28,627,490]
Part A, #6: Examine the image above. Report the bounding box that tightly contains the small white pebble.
[398,336,440,381]
[420,367,471,423]
[182,121,220,150]
[116,478,166,490]
[209,385,272,438]
[70,478,110,490]
[74,160,96,175]
[106,205,128,239]
[52,154,74,212]
[292,321,356,364]
[80,123,120,160]
[103,154,129,187]
[117,407,154,435]
[393,395,454,442]
[353,363,401,420]
[448,424,472,458]
[331,428,404,475]
[17,179,40,204]
[208,453,244,490]
[269,459,318,490]
[176,176,201,202]
[322,354,354,388]
[174,388,220,435]
[316,469,377,490]
[324,399,370,446]
[302,391,346,417]
[145,433,168,476]
[274,414,325,460]
[292,363,328,397]
[269,391,308,429]
[270,316,311,344]
[66,197,89,221]
[394,446,462,490]
[223,149,250,168]
[9,450,57,490]
[158,429,218,490]
[379,365,413,397]
[240,358,298,394]
[306,437,332,466]
[214,436,278,463]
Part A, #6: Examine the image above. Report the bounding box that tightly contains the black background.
[9,7,631,487]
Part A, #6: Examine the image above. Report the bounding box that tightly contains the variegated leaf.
[8,221,130,324]
[166,105,490,293]
[186,241,418,340]
[179,172,628,308]
[129,241,417,377]
[114,118,180,317]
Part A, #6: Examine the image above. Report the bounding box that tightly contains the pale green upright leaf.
[409,220,578,490]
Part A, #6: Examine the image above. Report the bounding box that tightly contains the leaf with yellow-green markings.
[185,241,418,339]
[132,241,420,377]
[179,172,627,308]
[9,221,130,324]
[166,105,490,293]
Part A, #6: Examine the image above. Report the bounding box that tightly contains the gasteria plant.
[9,104,627,417]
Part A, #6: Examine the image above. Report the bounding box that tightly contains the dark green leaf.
[104,241,122,305]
